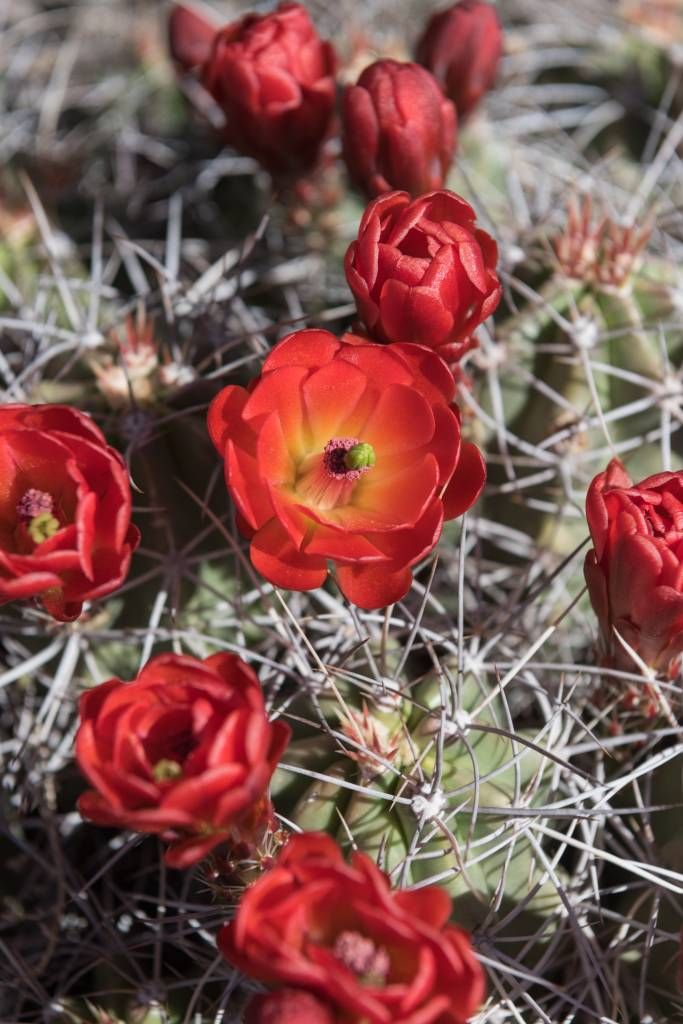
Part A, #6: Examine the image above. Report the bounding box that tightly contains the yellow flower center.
[153,758,183,782]
[296,438,375,511]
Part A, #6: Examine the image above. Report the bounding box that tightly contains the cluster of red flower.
[168,0,502,192]
[74,644,486,1021]
[3,2,683,1020]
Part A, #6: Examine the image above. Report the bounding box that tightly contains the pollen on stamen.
[323,438,375,480]
[323,437,363,480]
[16,488,55,522]
[333,930,390,984]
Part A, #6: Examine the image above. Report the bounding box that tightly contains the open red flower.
[219,832,485,1024]
[344,190,501,363]
[76,653,291,869]
[207,329,486,610]
[342,59,457,198]
[415,1,502,120]
[169,2,336,177]
[0,404,139,621]
[585,459,683,675]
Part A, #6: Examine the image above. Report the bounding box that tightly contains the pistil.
[153,758,183,782]
[297,438,375,510]
[16,489,60,545]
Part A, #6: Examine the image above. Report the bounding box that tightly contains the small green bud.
[345,442,376,471]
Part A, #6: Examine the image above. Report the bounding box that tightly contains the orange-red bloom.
[0,404,139,621]
[342,59,457,198]
[207,329,485,609]
[585,459,683,675]
[219,832,485,1024]
[169,2,336,177]
[416,1,502,120]
[76,653,290,868]
[345,190,501,363]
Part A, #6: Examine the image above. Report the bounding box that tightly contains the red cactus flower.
[76,653,291,869]
[345,190,501,363]
[585,458,683,675]
[169,2,336,178]
[219,832,485,1024]
[415,0,502,120]
[0,404,139,621]
[207,329,486,610]
[342,59,457,198]
[245,990,336,1024]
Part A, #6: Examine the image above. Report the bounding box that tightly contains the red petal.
[251,518,327,592]
[0,404,106,446]
[365,499,444,567]
[392,885,452,928]
[243,366,308,458]
[355,453,439,527]
[336,562,413,609]
[207,386,253,456]
[585,458,632,561]
[257,413,297,486]
[227,440,274,531]
[0,571,61,603]
[164,831,230,869]
[361,383,436,456]
[263,329,340,372]
[302,359,369,444]
[378,279,455,348]
[442,441,486,519]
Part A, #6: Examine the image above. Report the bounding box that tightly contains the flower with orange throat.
[76,653,291,869]
[219,832,485,1024]
[207,330,486,610]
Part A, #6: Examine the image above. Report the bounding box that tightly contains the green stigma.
[153,758,183,782]
[27,512,60,545]
[344,442,376,472]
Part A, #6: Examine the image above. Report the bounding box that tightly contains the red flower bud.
[207,329,486,610]
[345,190,501,362]
[170,2,337,178]
[245,990,336,1024]
[76,653,291,868]
[0,404,139,621]
[342,59,457,198]
[585,459,683,675]
[416,1,502,119]
[219,832,485,1024]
